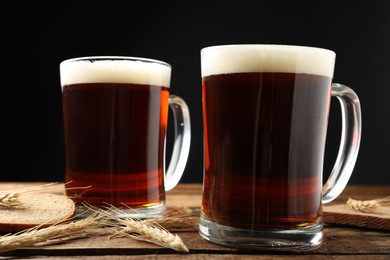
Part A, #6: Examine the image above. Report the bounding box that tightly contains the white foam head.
[60,56,171,88]
[201,45,336,78]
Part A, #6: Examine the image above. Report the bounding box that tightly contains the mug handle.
[164,95,191,191]
[322,83,362,204]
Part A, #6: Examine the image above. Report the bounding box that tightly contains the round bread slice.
[0,193,75,232]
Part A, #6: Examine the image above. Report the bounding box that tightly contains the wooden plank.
[0,183,388,258]
[5,254,390,260]
[1,226,388,256]
[166,184,202,208]
[324,203,390,230]
[323,185,390,230]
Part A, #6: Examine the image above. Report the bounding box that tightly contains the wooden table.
[0,183,389,259]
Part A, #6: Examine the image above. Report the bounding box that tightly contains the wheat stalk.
[110,219,189,253]
[89,205,189,253]
[0,183,90,208]
[0,215,101,252]
[347,196,390,213]
[0,184,193,254]
[0,183,61,208]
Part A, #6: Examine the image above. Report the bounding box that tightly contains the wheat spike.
[347,196,390,213]
[0,192,22,208]
[0,183,91,208]
[0,183,63,208]
[0,215,100,252]
[89,205,189,253]
[111,218,189,253]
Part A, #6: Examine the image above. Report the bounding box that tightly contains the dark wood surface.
[0,183,389,259]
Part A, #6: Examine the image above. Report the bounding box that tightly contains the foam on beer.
[60,57,171,88]
[201,45,336,78]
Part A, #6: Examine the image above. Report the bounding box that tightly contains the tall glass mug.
[60,57,191,217]
[199,45,361,250]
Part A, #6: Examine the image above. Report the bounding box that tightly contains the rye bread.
[0,192,75,232]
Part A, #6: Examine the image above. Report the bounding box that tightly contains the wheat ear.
[0,183,60,208]
[347,196,390,213]
[0,192,21,208]
[0,182,91,208]
[0,215,100,252]
[111,218,189,253]
[0,183,64,208]
[90,205,189,253]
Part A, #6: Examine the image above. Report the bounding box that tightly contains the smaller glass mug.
[60,56,191,217]
[199,45,361,250]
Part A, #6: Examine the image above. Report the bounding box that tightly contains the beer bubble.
[201,45,335,78]
[60,57,171,88]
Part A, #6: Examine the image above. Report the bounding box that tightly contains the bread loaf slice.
[0,193,75,232]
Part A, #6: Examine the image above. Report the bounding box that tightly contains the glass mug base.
[199,214,323,251]
[74,202,166,219]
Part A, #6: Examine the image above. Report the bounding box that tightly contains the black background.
[1,1,389,185]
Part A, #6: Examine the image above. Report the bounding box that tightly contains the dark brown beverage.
[62,83,169,208]
[202,72,332,230]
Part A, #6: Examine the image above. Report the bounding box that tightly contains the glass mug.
[199,45,361,250]
[60,56,191,217]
